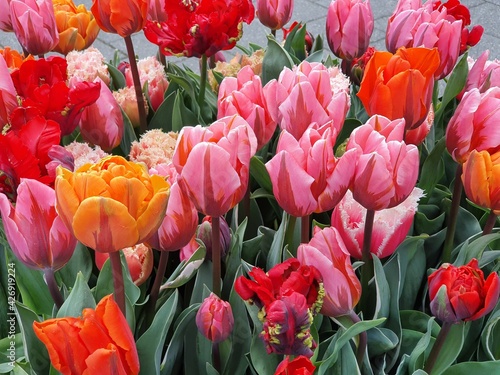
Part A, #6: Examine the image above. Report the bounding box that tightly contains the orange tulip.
[357,47,440,130]
[462,150,500,215]
[0,47,33,70]
[91,0,148,37]
[33,294,140,375]
[55,155,170,253]
[53,0,100,55]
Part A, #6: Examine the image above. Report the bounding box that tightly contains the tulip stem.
[198,54,208,113]
[360,209,375,315]
[212,342,221,373]
[482,210,498,235]
[301,215,310,243]
[442,165,463,263]
[423,321,454,374]
[212,216,221,296]
[348,310,367,369]
[158,48,167,68]
[284,215,297,252]
[44,269,64,310]
[110,251,126,316]
[124,35,148,134]
[143,251,170,330]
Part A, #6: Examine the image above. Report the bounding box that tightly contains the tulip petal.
[83,346,128,375]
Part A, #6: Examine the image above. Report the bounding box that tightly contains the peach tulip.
[172,115,257,217]
[357,47,440,130]
[297,226,361,317]
[0,179,76,270]
[91,0,147,37]
[256,0,293,30]
[446,87,500,164]
[326,0,374,61]
[266,123,356,217]
[55,155,170,253]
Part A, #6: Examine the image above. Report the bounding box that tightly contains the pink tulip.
[347,122,420,211]
[461,50,500,99]
[265,123,356,217]
[147,0,167,22]
[265,61,350,140]
[446,87,500,164]
[297,226,361,317]
[10,0,59,56]
[326,0,374,61]
[0,55,17,127]
[0,179,76,270]
[77,77,124,151]
[196,293,234,343]
[0,0,12,31]
[331,188,423,259]
[218,66,278,151]
[173,115,257,217]
[405,104,433,145]
[386,0,461,79]
[256,0,293,30]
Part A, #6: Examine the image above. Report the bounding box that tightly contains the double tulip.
[274,356,316,375]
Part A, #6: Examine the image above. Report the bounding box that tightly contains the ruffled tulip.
[128,129,178,171]
[326,0,374,61]
[66,47,110,87]
[265,60,350,140]
[55,155,170,253]
[446,87,500,164]
[346,121,420,211]
[275,356,316,375]
[91,0,147,37]
[256,0,293,31]
[297,226,361,317]
[0,54,17,126]
[357,47,440,131]
[173,115,257,217]
[331,188,424,259]
[0,179,76,270]
[461,150,500,214]
[461,51,500,99]
[196,293,234,343]
[113,86,147,128]
[0,0,12,31]
[77,77,124,151]
[428,259,500,323]
[266,123,356,217]
[218,66,278,150]
[52,0,100,55]
[143,0,254,58]
[10,0,59,56]
[33,294,140,375]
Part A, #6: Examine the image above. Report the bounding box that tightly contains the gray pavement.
[0,0,498,72]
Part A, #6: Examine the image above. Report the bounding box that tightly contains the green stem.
[301,215,310,244]
[423,321,454,374]
[198,54,208,111]
[348,310,367,369]
[212,216,221,296]
[240,184,251,225]
[284,215,297,251]
[44,269,64,309]
[109,251,126,316]
[271,29,276,38]
[359,209,375,315]
[482,210,497,235]
[442,165,463,263]
[124,35,148,134]
[143,251,170,329]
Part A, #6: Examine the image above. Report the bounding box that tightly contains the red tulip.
[91,0,148,37]
[143,0,254,58]
[196,293,234,343]
[428,259,500,323]
[33,295,140,375]
[275,355,316,375]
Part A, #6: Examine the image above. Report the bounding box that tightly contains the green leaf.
[262,35,294,84]
[119,106,138,157]
[283,22,307,61]
[57,272,95,318]
[172,91,200,131]
[250,156,273,193]
[56,242,92,289]
[222,220,247,299]
[408,317,435,372]
[161,244,206,290]
[418,137,446,203]
[480,307,500,360]
[189,262,214,305]
[106,62,126,90]
[266,211,289,269]
[367,327,399,357]
[249,328,280,375]
[441,361,500,374]
[137,290,179,375]
[149,91,176,132]
[430,322,466,375]
[453,232,500,266]
[373,256,390,320]
[396,237,426,310]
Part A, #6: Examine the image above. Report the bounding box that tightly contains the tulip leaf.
[249,326,281,375]
[262,35,294,85]
[56,242,92,289]
[481,310,500,360]
[367,327,399,357]
[160,244,206,290]
[283,22,307,62]
[266,211,288,269]
[395,237,426,310]
[418,137,446,204]
[408,317,435,372]
[453,232,500,266]
[336,342,362,375]
[137,290,179,375]
[441,361,500,375]
[250,156,273,193]
[0,334,23,369]
[149,91,176,132]
[400,310,440,337]
[172,91,200,131]
[222,220,247,298]
[106,62,126,90]
[57,272,96,318]
[206,363,220,375]
[430,322,466,375]
[373,256,390,320]
[118,107,138,157]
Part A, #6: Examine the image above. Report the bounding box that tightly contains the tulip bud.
[197,216,231,261]
[256,0,294,31]
[113,86,148,128]
[275,355,316,375]
[196,293,234,343]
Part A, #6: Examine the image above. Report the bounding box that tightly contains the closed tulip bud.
[197,216,231,261]
[113,86,148,128]
[196,293,234,343]
[91,0,148,37]
[256,0,294,31]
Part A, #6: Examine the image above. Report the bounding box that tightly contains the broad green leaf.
[373,256,390,320]
[262,35,294,84]
[161,244,206,290]
[118,107,138,157]
[222,220,247,299]
[57,272,95,318]
[418,138,446,203]
[453,232,500,266]
[441,360,500,374]
[149,91,176,132]
[56,242,92,289]
[367,327,399,357]
[430,322,466,375]
[106,62,126,90]
[249,328,280,375]
[408,317,435,372]
[250,156,273,193]
[266,211,288,269]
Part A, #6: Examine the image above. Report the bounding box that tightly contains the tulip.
[196,293,234,343]
[461,150,500,214]
[10,0,59,56]
[266,123,356,217]
[326,0,374,61]
[274,356,316,375]
[357,47,440,131]
[428,259,500,323]
[256,0,294,31]
[460,51,500,99]
[147,0,166,22]
[91,0,147,37]
[66,47,111,87]
[77,77,124,151]
[282,21,314,55]
[0,54,17,127]
[172,115,257,217]
[143,0,254,58]
[113,86,147,128]
[33,295,140,375]
[52,0,100,55]
[446,87,500,164]
[54,155,170,253]
[346,121,420,211]
[218,66,278,151]
[0,179,76,271]
[0,47,34,70]
[297,227,361,317]
[0,0,12,31]
[265,60,350,140]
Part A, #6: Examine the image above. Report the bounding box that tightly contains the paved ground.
[0,0,498,71]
